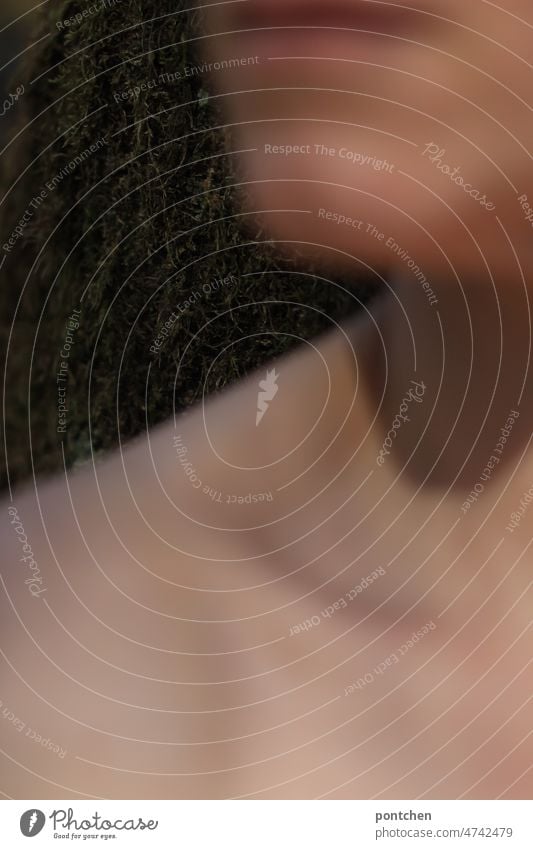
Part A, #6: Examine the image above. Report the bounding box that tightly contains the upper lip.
[229,0,426,34]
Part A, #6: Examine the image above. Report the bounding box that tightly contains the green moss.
[1,1,377,489]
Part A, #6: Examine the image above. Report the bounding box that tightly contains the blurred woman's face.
[201,1,533,282]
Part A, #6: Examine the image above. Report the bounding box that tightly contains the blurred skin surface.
[1,1,532,799]
[202,0,533,281]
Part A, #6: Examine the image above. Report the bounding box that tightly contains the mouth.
[228,0,426,39]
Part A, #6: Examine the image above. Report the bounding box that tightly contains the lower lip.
[228,24,411,63]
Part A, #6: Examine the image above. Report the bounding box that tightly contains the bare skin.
[1,0,532,801]
[2,284,531,798]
